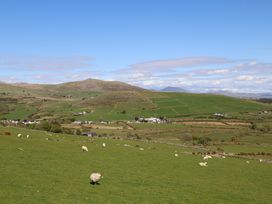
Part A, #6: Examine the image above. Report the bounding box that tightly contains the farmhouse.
[82,132,97,137]
[137,117,166,124]
[73,121,82,125]
[73,111,87,116]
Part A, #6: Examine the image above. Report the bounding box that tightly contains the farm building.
[82,132,97,137]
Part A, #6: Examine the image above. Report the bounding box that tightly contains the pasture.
[0,125,271,203]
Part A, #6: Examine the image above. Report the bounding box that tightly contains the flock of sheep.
[14,131,267,186]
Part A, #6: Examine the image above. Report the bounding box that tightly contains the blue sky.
[0,0,271,92]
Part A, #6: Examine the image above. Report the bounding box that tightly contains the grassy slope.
[76,92,269,121]
[0,82,270,121]
[0,126,271,203]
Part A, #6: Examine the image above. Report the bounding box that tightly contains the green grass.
[2,104,37,120]
[151,93,268,117]
[1,82,270,121]
[0,126,271,203]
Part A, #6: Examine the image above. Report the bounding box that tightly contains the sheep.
[26,135,30,139]
[139,147,144,151]
[17,133,22,138]
[199,162,208,167]
[259,159,263,162]
[102,143,106,148]
[81,146,88,152]
[90,173,102,185]
[203,155,212,160]
[246,160,250,164]
[174,153,179,157]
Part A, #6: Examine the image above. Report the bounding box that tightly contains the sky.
[0,0,271,93]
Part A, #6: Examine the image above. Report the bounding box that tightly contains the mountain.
[160,86,186,92]
[12,79,145,92]
[55,79,145,92]
[0,79,269,121]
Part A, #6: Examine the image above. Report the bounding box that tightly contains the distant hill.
[11,79,145,92]
[208,90,272,99]
[53,79,145,92]
[160,86,186,92]
[0,79,270,121]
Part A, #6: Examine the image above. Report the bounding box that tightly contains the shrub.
[192,136,212,145]
[37,121,51,131]
[4,131,11,135]
[50,124,62,133]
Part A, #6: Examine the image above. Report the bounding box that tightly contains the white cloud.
[206,69,229,75]
[128,56,232,72]
[0,55,93,71]
[236,75,255,81]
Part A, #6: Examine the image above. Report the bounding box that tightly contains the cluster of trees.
[192,136,212,145]
[26,119,80,135]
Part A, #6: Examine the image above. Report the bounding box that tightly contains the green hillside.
[0,80,270,121]
[0,126,271,203]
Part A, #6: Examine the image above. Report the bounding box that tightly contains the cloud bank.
[0,55,271,93]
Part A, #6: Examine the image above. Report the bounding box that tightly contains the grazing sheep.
[259,159,263,162]
[175,153,179,157]
[222,156,226,159]
[82,146,88,152]
[17,133,22,137]
[139,147,144,151]
[26,135,30,139]
[203,155,212,160]
[199,162,208,167]
[102,143,106,148]
[246,160,250,164]
[90,173,102,185]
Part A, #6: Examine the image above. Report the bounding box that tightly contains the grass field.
[1,125,271,203]
[1,81,270,121]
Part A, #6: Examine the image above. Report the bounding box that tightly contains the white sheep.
[203,155,212,160]
[199,162,208,167]
[174,153,179,157]
[102,143,106,148]
[259,159,263,162]
[17,133,22,137]
[26,135,30,139]
[139,148,144,151]
[90,172,102,185]
[246,160,250,164]
[81,146,88,152]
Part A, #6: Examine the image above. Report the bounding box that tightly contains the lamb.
[81,146,88,152]
[102,143,106,148]
[90,172,102,185]
[259,159,263,162]
[199,162,208,167]
[246,160,250,164]
[203,155,212,160]
[17,133,22,137]
[174,153,179,157]
[26,135,30,139]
